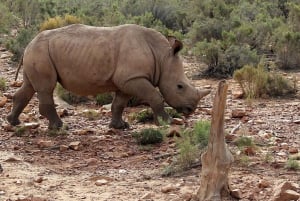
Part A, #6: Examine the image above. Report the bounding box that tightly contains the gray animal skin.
[7,24,210,129]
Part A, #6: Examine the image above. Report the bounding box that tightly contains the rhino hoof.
[7,115,21,126]
[109,120,129,129]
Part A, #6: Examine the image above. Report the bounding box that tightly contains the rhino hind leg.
[37,92,63,129]
[109,91,130,129]
[7,73,35,126]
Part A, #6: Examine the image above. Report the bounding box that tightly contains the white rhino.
[7,24,210,129]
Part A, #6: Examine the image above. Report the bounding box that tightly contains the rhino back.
[26,24,170,95]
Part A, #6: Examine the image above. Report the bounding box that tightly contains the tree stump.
[195,80,234,201]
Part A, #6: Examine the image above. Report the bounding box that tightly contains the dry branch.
[195,80,234,201]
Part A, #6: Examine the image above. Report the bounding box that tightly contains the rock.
[225,133,237,142]
[273,181,300,201]
[230,189,242,199]
[59,145,69,152]
[258,179,271,188]
[34,177,44,183]
[0,190,5,195]
[0,53,10,59]
[0,96,7,107]
[172,118,184,125]
[180,186,193,201]
[274,190,300,201]
[167,126,181,137]
[69,141,81,150]
[2,122,14,132]
[0,164,3,173]
[10,81,23,87]
[293,119,300,124]
[288,147,298,154]
[75,129,95,135]
[37,140,54,149]
[86,158,98,166]
[95,179,109,186]
[161,184,177,193]
[24,122,40,129]
[232,109,246,118]
[141,192,154,199]
[243,146,256,156]
[232,89,244,99]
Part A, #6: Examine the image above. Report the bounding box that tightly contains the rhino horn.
[198,89,211,99]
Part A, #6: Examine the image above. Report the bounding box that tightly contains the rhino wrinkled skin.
[7,24,210,129]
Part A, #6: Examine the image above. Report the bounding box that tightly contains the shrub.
[5,28,37,61]
[55,84,88,104]
[95,93,113,105]
[40,14,82,31]
[0,77,6,91]
[234,64,296,98]
[233,136,254,148]
[133,128,164,145]
[285,159,300,171]
[81,109,100,121]
[193,120,211,148]
[194,40,259,77]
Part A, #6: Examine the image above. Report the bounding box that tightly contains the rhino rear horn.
[198,89,211,99]
[167,36,183,55]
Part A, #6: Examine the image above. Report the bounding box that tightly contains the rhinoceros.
[7,24,210,129]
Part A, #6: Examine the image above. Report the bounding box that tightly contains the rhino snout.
[175,105,195,115]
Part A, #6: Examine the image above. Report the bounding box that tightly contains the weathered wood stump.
[194,80,234,201]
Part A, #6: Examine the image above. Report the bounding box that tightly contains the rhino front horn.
[198,89,211,99]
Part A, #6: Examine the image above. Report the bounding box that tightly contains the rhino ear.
[167,36,183,55]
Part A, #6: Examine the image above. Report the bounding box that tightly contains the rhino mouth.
[175,106,195,115]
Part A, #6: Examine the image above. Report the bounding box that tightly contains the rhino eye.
[177,84,183,89]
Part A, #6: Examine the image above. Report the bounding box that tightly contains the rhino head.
[158,37,210,115]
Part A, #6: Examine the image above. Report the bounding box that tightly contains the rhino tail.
[15,54,24,81]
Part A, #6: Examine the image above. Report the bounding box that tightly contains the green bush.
[40,14,82,31]
[285,159,300,171]
[0,77,7,91]
[133,128,164,145]
[95,93,113,105]
[234,64,296,98]
[5,28,37,61]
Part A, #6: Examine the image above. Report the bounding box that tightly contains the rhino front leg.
[121,79,171,125]
[109,91,131,129]
[37,92,62,130]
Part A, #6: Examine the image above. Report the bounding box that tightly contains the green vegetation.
[234,64,296,98]
[233,136,254,148]
[130,108,182,123]
[48,125,68,136]
[0,77,7,91]
[133,128,164,145]
[95,93,114,106]
[81,109,100,121]
[14,126,27,137]
[0,0,299,77]
[285,159,300,171]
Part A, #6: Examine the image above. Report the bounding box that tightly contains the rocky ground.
[0,47,299,201]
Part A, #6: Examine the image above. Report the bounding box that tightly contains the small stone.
[69,141,81,150]
[141,192,154,199]
[2,122,14,132]
[37,140,54,149]
[118,169,127,174]
[167,126,181,137]
[258,179,271,188]
[244,146,256,156]
[0,53,10,59]
[281,190,300,200]
[0,96,7,107]
[24,122,40,129]
[86,158,98,166]
[34,177,44,183]
[172,118,184,125]
[293,120,300,124]
[59,145,69,152]
[76,129,95,135]
[232,90,244,99]
[161,184,177,193]
[95,179,109,186]
[0,190,5,195]
[15,180,22,185]
[225,134,237,142]
[230,189,242,199]
[288,147,298,154]
[232,109,246,118]
[10,81,23,87]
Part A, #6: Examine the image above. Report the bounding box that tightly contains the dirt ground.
[0,49,299,201]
